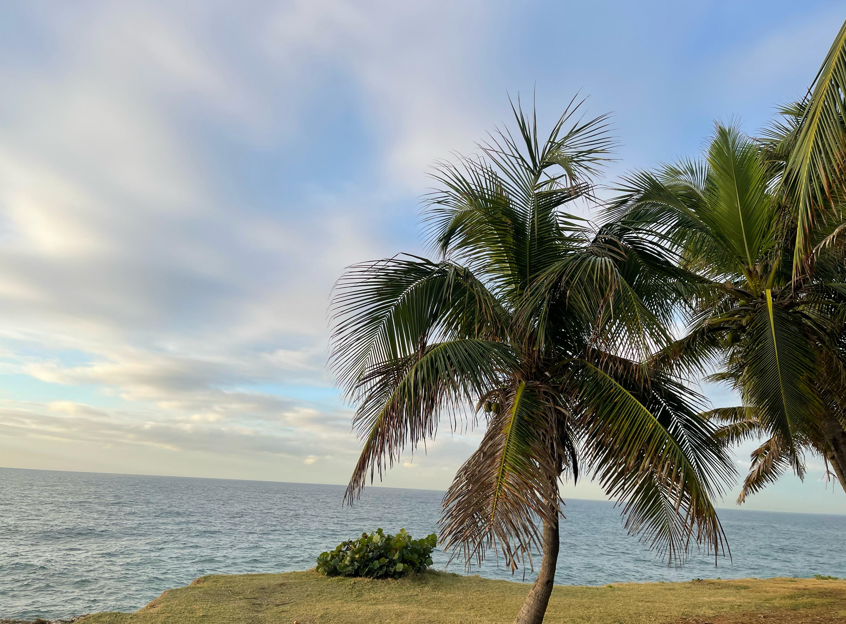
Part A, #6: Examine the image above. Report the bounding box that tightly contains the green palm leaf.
[346,338,516,501]
[575,360,732,561]
[330,257,508,398]
[704,407,764,447]
[738,290,819,451]
[424,97,612,297]
[703,126,776,270]
[784,18,846,273]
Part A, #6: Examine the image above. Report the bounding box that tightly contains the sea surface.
[2,467,845,620]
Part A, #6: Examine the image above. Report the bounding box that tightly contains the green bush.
[316,528,436,579]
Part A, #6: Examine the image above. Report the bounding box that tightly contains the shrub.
[316,528,436,579]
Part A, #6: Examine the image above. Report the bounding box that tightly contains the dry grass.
[79,570,846,624]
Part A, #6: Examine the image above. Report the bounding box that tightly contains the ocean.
[1,467,845,621]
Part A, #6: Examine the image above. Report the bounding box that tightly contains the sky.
[0,0,845,515]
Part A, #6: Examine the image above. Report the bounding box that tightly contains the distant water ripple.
[1,467,845,620]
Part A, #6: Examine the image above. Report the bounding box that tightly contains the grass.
[76,570,846,624]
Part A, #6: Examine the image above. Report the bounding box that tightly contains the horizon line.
[3,464,844,518]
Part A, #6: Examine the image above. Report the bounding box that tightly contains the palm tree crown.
[611,124,846,500]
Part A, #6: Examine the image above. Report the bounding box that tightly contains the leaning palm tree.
[609,124,846,501]
[330,99,733,624]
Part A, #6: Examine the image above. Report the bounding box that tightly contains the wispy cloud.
[0,0,510,489]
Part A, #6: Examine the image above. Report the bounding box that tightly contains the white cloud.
[261,0,503,188]
[0,0,512,484]
[0,401,339,457]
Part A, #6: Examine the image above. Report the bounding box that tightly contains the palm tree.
[610,124,846,501]
[330,99,733,624]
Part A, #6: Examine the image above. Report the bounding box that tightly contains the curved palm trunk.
[822,412,846,489]
[514,515,560,624]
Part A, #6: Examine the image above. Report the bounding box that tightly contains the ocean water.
[1,467,845,620]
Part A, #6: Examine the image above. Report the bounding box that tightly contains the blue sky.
[0,0,844,514]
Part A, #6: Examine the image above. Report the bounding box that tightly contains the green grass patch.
[78,570,846,624]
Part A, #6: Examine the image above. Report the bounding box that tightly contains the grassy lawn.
[77,570,846,624]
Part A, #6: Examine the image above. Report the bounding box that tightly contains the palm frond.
[649,324,725,380]
[737,435,799,504]
[439,381,566,570]
[520,237,674,360]
[737,290,820,451]
[345,338,515,501]
[609,126,779,283]
[703,406,764,446]
[784,19,846,274]
[330,256,508,398]
[575,360,733,562]
[609,160,741,281]
[703,125,777,269]
[423,97,613,297]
